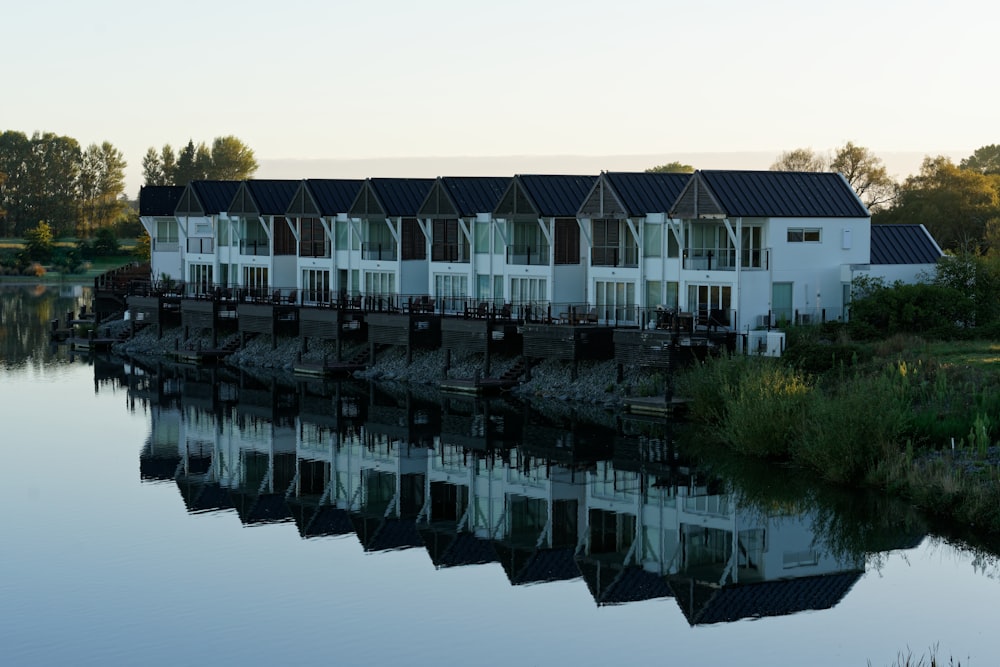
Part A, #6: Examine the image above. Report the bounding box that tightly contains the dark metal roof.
[305,179,365,216]
[243,180,301,216]
[605,172,691,216]
[517,175,598,217]
[671,571,863,626]
[138,185,185,216]
[440,177,511,216]
[673,171,870,219]
[870,224,943,265]
[188,181,241,215]
[368,178,436,217]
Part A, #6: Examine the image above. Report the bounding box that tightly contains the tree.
[23,220,54,262]
[174,140,198,186]
[22,132,81,237]
[78,142,128,238]
[160,145,176,184]
[142,147,164,186]
[874,156,1000,252]
[960,144,1000,176]
[770,148,827,172]
[829,141,897,212]
[210,135,258,180]
[646,161,694,174]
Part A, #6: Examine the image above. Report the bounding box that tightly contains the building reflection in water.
[122,360,920,626]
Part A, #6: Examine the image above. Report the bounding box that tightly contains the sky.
[5,0,995,197]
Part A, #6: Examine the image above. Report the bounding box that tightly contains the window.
[155,218,178,245]
[365,271,395,297]
[432,219,465,262]
[788,228,821,243]
[302,269,331,304]
[300,217,328,258]
[554,218,580,265]
[741,225,764,268]
[510,277,547,305]
[401,218,426,260]
[643,223,661,258]
[434,274,468,312]
[595,280,636,323]
[475,221,490,254]
[591,219,636,266]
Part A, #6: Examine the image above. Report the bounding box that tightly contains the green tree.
[770,147,827,172]
[874,156,1000,252]
[960,144,1000,175]
[645,161,694,174]
[134,230,151,260]
[23,132,81,237]
[78,141,128,238]
[958,144,1000,174]
[210,135,259,180]
[24,220,54,262]
[194,142,212,181]
[142,147,164,186]
[0,130,30,236]
[160,144,176,184]
[93,226,120,256]
[829,141,896,212]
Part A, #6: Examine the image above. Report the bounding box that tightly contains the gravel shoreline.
[110,322,665,410]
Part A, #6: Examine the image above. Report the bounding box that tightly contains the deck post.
[443,348,451,379]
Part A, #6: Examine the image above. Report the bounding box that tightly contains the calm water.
[1,285,999,667]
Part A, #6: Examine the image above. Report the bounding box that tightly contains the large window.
[595,280,636,323]
[302,269,331,304]
[242,266,269,299]
[643,223,661,258]
[365,271,395,297]
[432,219,467,262]
[155,219,178,248]
[687,284,732,327]
[510,277,547,306]
[300,217,328,258]
[188,263,213,296]
[741,225,764,268]
[240,217,270,256]
[434,274,468,312]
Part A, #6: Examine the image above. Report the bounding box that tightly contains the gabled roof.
[870,224,943,265]
[176,180,241,216]
[138,185,185,216]
[350,178,435,218]
[419,176,511,218]
[579,172,691,218]
[670,171,870,219]
[229,179,300,216]
[495,175,597,219]
[297,179,364,216]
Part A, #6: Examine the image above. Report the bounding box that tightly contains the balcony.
[431,243,469,263]
[506,244,550,266]
[591,245,638,268]
[682,247,766,271]
[362,242,398,261]
[239,240,270,256]
[299,241,331,258]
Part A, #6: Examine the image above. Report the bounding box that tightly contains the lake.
[1,284,998,666]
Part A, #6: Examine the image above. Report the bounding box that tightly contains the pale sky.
[5,0,995,197]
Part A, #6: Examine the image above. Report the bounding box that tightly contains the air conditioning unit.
[757,314,772,328]
[798,313,812,325]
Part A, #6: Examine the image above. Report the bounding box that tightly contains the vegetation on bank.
[677,326,1000,533]
[0,225,139,279]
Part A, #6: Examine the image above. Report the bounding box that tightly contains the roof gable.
[870,224,943,265]
[177,181,240,216]
[607,172,691,216]
[138,185,185,216]
[418,179,460,218]
[578,174,629,219]
[351,178,434,218]
[286,182,319,217]
[671,171,870,219]
[495,175,596,219]
[580,172,691,218]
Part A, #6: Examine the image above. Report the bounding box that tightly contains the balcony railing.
[239,240,270,256]
[431,243,469,263]
[591,246,638,268]
[506,244,550,266]
[299,241,331,258]
[362,242,398,261]
[682,247,766,270]
[187,237,214,254]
